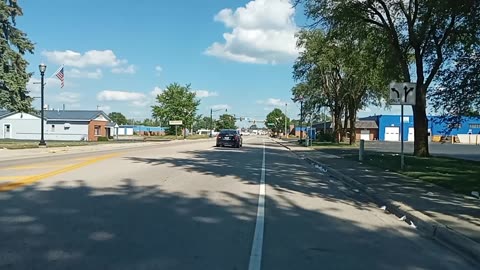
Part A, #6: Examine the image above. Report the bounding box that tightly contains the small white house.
[0,110,116,141]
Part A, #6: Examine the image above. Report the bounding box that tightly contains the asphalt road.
[365,141,480,161]
[0,136,476,269]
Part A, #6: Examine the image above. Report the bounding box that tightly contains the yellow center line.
[0,176,33,181]
[2,164,76,170]
[0,152,122,192]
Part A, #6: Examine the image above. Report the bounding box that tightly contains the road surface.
[0,137,476,269]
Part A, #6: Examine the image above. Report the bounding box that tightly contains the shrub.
[97,136,109,142]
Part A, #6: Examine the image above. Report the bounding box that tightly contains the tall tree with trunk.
[293,29,389,143]
[0,0,35,112]
[431,50,480,129]
[152,83,200,135]
[299,0,480,156]
[108,112,128,125]
[216,114,236,130]
[266,108,290,135]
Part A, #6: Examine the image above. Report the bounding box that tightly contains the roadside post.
[389,82,416,170]
[169,120,183,140]
[359,139,365,161]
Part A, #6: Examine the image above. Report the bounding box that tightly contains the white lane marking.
[248,140,266,270]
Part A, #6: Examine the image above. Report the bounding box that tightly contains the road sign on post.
[169,120,183,140]
[169,120,183,126]
[389,82,416,105]
[388,82,416,171]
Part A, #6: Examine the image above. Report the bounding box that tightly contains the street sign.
[169,120,183,125]
[389,82,416,105]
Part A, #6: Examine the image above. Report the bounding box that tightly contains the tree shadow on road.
[0,141,475,269]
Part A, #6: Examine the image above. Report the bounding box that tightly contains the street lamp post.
[299,97,304,143]
[284,103,288,138]
[39,63,47,146]
[209,108,227,137]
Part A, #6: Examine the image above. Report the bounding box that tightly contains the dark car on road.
[216,129,242,148]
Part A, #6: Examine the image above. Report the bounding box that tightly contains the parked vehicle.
[216,129,243,148]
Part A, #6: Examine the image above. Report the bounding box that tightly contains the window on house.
[51,125,55,132]
[94,125,101,136]
[469,124,480,129]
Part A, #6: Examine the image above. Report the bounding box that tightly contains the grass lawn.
[345,152,480,194]
[310,141,359,148]
[0,140,115,149]
[146,134,210,140]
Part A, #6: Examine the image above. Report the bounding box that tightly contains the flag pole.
[48,65,63,78]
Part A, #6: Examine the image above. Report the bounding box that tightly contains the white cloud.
[155,65,163,76]
[97,90,145,102]
[257,98,287,107]
[150,87,164,97]
[55,92,81,103]
[97,90,150,107]
[97,105,111,111]
[211,104,231,111]
[68,68,102,79]
[195,90,219,98]
[42,50,126,68]
[27,77,63,94]
[205,0,299,64]
[111,64,137,74]
[131,100,150,107]
[69,103,81,109]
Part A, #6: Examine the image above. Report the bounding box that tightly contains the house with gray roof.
[312,119,379,141]
[0,110,115,141]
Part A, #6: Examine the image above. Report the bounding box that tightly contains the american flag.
[55,67,64,88]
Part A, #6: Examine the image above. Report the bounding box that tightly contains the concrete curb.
[0,138,214,162]
[273,139,480,265]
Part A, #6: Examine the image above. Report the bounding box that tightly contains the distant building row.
[309,115,480,143]
[0,110,166,141]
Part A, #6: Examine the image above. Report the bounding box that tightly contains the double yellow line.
[0,152,121,192]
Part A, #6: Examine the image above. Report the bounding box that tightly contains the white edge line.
[248,139,266,270]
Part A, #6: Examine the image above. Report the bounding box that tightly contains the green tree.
[151,83,200,135]
[293,29,388,143]
[431,52,480,129]
[299,0,480,155]
[108,112,128,125]
[266,108,289,135]
[0,0,35,112]
[216,114,236,130]
[194,116,213,130]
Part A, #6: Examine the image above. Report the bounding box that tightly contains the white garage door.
[408,127,414,142]
[360,130,370,141]
[385,127,400,141]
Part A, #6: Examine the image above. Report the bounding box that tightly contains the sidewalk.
[274,139,480,263]
[0,138,213,162]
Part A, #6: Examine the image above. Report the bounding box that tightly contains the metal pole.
[175,125,178,140]
[323,106,326,134]
[210,108,213,137]
[284,103,288,138]
[39,70,46,146]
[300,100,304,144]
[401,105,405,170]
[359,139,365,161]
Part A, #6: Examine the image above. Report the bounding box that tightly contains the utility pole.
[210,108,213,137]
[299,98,304,143]
[284,103,288,138]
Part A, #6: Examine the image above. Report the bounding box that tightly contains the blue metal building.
[361,115,480,141]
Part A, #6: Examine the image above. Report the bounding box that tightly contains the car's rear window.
[220,130,237,135]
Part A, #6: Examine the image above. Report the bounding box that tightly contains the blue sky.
[19,0,408,126]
